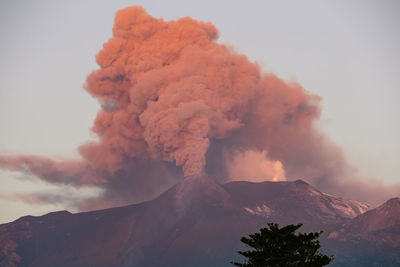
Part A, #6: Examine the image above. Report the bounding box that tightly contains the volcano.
[1,176,388,266]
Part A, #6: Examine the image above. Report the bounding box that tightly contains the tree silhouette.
[231,223,333,267]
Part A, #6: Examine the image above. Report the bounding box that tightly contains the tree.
[231,223,333,267]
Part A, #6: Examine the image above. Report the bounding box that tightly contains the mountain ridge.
[325,197,400,266]
[1,177,397,267]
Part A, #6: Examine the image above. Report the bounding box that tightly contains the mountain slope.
[0,177,380,267]
[223,179,369,230]
[1,176,256,267]
[326,198,400,267]
[328,197,400,244]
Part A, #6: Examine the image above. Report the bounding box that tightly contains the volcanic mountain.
[0,176,393,267]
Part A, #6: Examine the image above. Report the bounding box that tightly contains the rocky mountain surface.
[0,176,397,267]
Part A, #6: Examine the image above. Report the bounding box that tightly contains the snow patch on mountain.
[244,203,272,217]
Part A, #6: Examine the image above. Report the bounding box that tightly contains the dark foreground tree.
[231,223,333,267]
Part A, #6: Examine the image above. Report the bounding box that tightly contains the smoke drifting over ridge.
[0,6,398,207]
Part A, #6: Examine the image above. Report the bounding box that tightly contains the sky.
[0,0,399,223]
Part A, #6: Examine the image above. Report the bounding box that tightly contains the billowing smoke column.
[81,6,321,179]
[1,6,397,207]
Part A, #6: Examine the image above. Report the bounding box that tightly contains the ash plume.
[0,6,398,207]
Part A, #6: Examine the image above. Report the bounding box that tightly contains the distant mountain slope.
[326,198,400,267]
[0,177,393,267]
[223,179,370,230]
[328,197,400,245]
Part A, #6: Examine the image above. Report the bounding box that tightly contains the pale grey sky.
[0,0,399,223]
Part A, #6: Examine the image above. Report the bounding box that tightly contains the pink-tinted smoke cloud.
[0,6,398,207]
